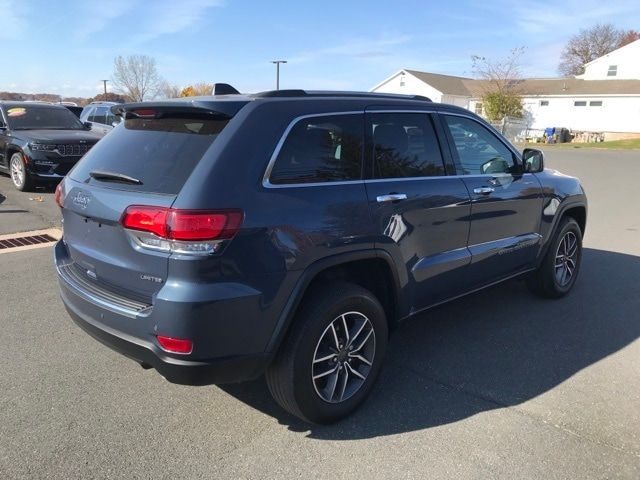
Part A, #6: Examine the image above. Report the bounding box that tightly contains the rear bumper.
[54,240,271,385]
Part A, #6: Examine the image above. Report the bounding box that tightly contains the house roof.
[400,69,640,97]
[404,70,474,97]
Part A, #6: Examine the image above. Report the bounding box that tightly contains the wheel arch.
[265,250,404,355]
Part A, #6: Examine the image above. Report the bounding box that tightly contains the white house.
[371,40,640,139]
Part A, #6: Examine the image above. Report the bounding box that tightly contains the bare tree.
[558,24,625,76]
[472,47,525,94]
[471,48,525,121]
[159,81,182,99]
[112,55,164,102]
[619,29,640,47]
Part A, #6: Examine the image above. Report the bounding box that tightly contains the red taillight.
[157,335,193,354]
[121,206,243,241]
[167,210,243,240]
[54,181,65,208]
[122,206,169,237]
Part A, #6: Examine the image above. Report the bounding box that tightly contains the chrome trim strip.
[262,111,364,189]
[56,262,149,319]
[261,109,527,189]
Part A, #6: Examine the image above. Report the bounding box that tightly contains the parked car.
[80,101,121,137]
[54,89,587,423]
[64,105,84,118]
[0,102,102,191]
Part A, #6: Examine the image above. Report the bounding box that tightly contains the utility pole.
[100,79,109,96]
[270,60,287,90]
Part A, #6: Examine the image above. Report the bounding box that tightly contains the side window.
[269,114,363,185]
[443,115,515,175]
[89,107,108,125]
[80,106,94,122]
[370,113,446,179]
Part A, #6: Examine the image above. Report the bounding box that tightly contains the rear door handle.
[473,187,495,195]
[376,193,408,203]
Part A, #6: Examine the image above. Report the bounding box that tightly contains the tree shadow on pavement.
[220,248,640,439]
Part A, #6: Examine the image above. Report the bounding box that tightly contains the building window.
[474,102,483,115]
[589,101,603,107]
[574,101,587,107]
[399,73,405,87]
[540,100,549,106]
[607,65,617,77]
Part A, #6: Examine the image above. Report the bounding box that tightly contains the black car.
[0,102,102,191]
[54,89,587,423]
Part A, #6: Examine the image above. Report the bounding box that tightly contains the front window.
[442,115,515,175]
[4,105,85,130]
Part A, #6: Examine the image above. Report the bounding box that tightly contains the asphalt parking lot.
[0,148,638,479]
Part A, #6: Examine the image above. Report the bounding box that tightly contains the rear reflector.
[157,335,193,355]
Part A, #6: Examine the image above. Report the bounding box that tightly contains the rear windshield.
[69,111,231,194]
[5,105,85,130]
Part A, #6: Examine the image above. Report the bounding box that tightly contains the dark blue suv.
[54,89,587,423]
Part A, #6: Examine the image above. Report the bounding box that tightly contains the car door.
[439,113,543,287]
[364,109,472,312]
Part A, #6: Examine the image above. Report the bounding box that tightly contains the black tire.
[266,282,388,424]
[9,152,35,192]
[527,217,582,298]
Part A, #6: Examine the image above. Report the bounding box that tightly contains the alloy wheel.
[312,311,376,403]
[555,231,579,287]
[10,155,25,188]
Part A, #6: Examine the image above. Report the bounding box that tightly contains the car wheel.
[266,282,388,424]
[9,152,34,191]
[527,217,582,298]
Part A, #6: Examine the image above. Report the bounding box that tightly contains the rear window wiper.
[89,170,143,185]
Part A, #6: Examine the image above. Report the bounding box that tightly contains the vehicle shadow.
[219,248,640,438]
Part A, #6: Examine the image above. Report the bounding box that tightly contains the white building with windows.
[371,40,640,139]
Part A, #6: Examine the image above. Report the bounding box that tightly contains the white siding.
[522,96,640,132]
[372,71,445,102]
[441,94,470,107]
[579,40,640,80]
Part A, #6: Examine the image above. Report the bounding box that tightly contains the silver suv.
[80,101,121,136]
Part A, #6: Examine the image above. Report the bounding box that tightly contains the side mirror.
[523,148,544,173]
[83,121,92,129]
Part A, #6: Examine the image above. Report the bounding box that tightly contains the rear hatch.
[61,100,248,303]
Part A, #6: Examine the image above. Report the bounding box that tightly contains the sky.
[0,0,639,98]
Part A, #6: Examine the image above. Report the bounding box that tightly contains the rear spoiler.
[112,99,249,121]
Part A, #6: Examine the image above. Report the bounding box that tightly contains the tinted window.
[89,106,108,124]
[269,114,363,184]
[370,113,445,178]
[4,105,84,130]
[443,115,515,175]
[70,111,230,194]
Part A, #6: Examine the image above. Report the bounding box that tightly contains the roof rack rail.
[255,90,432,102]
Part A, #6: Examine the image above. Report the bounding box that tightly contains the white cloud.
[74,0,134,40]
[129,0,225,44]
